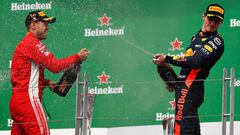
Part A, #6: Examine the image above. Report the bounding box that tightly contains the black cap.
[25,10,56,27]
[205,4,224,20]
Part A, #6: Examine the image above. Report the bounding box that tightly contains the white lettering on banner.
[11,2,52,11]
[7,119,13,127]
[84,27,125,37]
[88,85,124,94]
[229,79,240,87]
[167,52,184,57]
[235,80,240,87]
[230,19,240,27]
[9,60,12,68]
[156,112,175,121]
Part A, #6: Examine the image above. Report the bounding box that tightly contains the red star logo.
[98,13,111,26]
[97,71,110,84]
[170,37,183,51]
[169,99,176,110]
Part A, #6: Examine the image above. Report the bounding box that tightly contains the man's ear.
[202,14,206,20]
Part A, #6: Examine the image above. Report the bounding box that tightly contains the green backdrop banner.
[0,0,240,130]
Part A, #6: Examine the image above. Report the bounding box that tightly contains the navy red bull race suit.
[165,30,224,135]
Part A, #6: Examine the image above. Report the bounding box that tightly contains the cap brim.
[42,17,56,23]
[206,14,223,20]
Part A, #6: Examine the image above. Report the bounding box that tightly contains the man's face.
[202,15,222,32]
[32,21,49,40]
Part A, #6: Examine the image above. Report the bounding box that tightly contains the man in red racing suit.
[10,10,89,135]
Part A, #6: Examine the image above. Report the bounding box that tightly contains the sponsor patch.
[204,45,213,52]
[208,41,218,50]
[209,6,224,14]
[195,44,202,48]
[36,42,50,56]
[184,48,195,56]
[172,55,186,61]
[191,37,196,42]
[201,48,209,55]
[214,37,221,45]
[38,11,46,16]
[201,38,207,42]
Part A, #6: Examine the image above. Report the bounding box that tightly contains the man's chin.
[206,26,218,32]
[40,35,47,40]
[205,28,215,33]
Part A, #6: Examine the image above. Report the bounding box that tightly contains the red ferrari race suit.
[10,32,80,135]
[165,31,224,135]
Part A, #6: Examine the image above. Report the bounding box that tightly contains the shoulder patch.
[36,42,50,56]
[185,48,195,56]
[191,35,196,42]
[201,38,207,42]
[214,37,221,45]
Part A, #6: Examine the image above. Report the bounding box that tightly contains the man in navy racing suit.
[153,4,225,135]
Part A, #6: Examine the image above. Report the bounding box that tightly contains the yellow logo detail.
[204,45,213,52]
[185,48,195,57]
[201,38,207,42]
[209,6,224,14]
[172,55,186,61]
[38,11,46,17]
[172,56,179,60]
